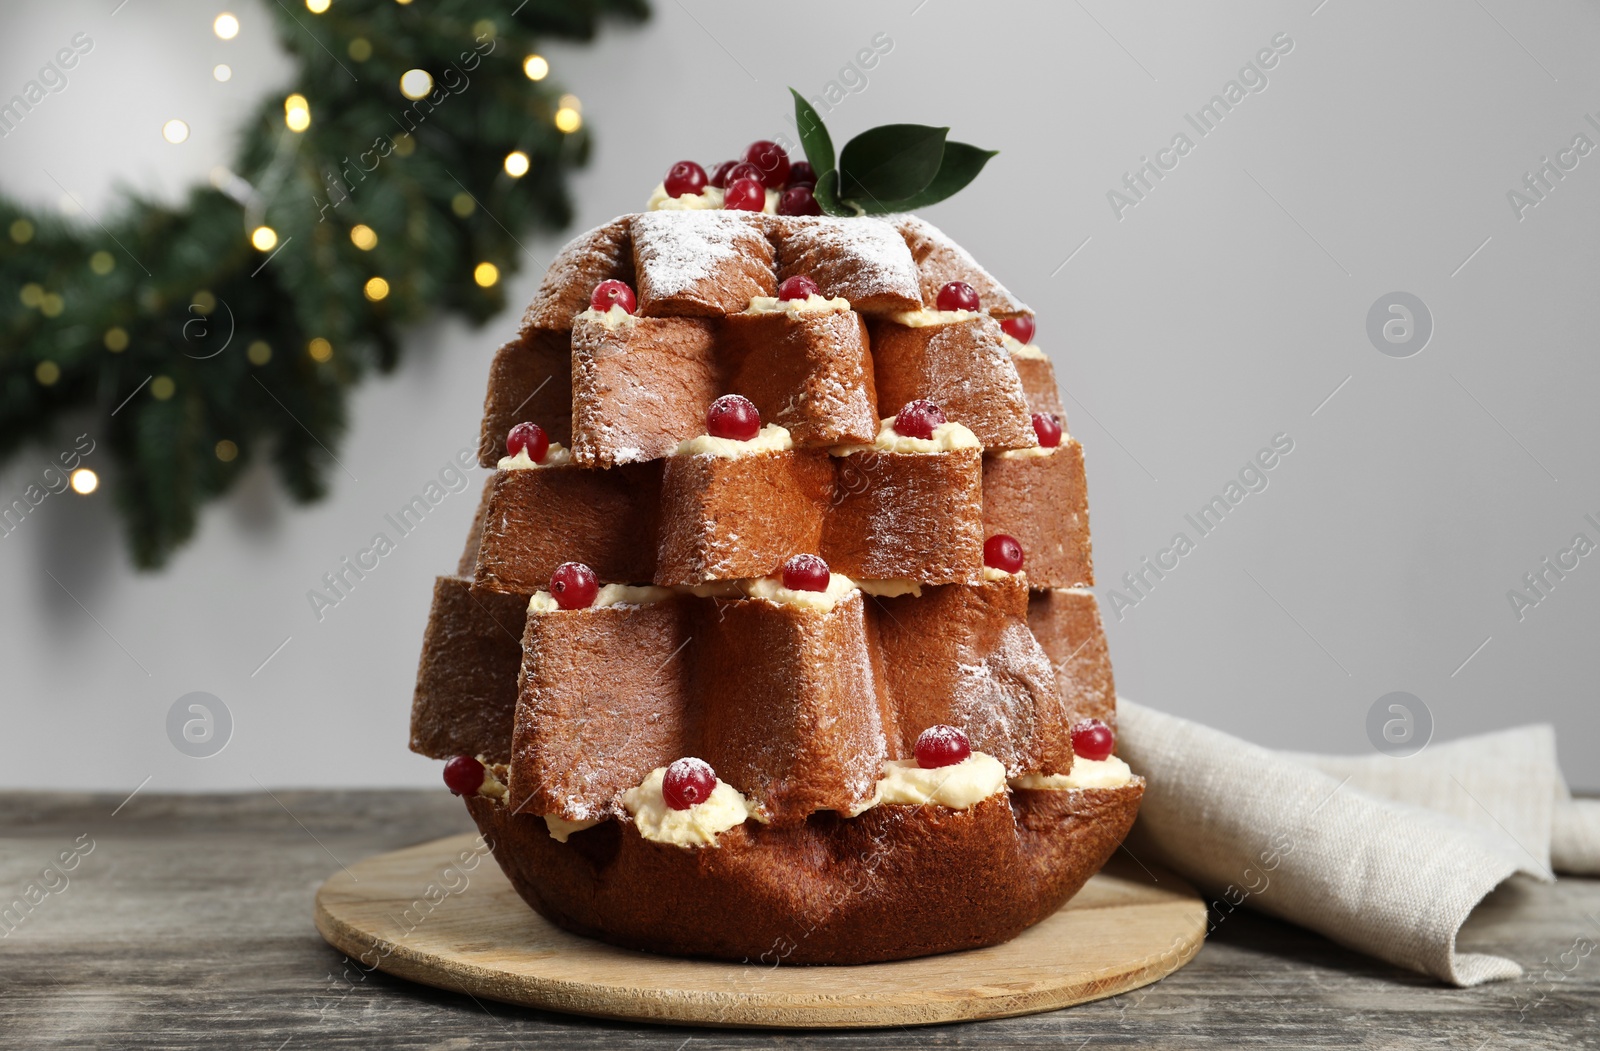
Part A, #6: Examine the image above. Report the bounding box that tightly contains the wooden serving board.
[314,832,1206,1029]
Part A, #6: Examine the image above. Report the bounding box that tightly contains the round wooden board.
[314,832,1206,1029]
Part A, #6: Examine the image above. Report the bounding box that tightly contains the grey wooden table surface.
[1,790,1595,1050]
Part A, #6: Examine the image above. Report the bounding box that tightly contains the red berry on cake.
[663,160,708,198]
[777,274,820,302]
[549,561,599,610]
[935,280,980,313]
[787,160,816,187]
[915,724,972,769]
[743,140,791,189]
[1000,315,1036,344]
[1031,412,1062,449]
[984,534,1025,574]
[706,394,761,441]
[708,159,739,188]
[725,161,765,186]
[723,177,766,212]
[781,553,830,592]
[443,755,486,796]
[590,279,636,315]
[893,398,947,440]
[662,757,718,810]
[1071,719,1115,762]
[776,185,822,216]
[505,421,549,463]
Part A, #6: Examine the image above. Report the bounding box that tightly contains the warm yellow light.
[20,283,44,308]
[473,262,500,288]
[503,151,529,178]
[285,94,310,132]
[213,13,240,39]
[350,224,378,250]
[364,276,390,301]
[522,54,548,80]
[306,0,330,12]
[348,37,371,61]
[247,340,272,365]
[450,193,474,217]
[392,133,415,156]
[70,468,99,495]
[10,219,34,244]
[35,361,60,386]
[399,68,433,100]
[192,290,216,314]
[90,251,115,275]
[251,226,278,252]
[308,337,333,362]
[558,94,581,112]
[163,119,190,144]
[151,376,176,400]
[472,19,496,40]
[213,63,232,82]
[39,294,64,318]
[285,93,308,112]
[105,327,129,352]
[395,0,412,5]
[215,440,239,462]
[554,107,582,133]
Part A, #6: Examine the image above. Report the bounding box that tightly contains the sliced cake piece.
[981,438,1093,588]
[892,214,1031,318]
[630,211,776,317]
[409,576,530,764]
[720,302,878,447]
[520,216,634,333]
[569,309,721,467]
[870,313,1035,449]
[1027,587,1117,731]
[478,329,573,467]
[766,216,923,314]
[1008,344,1066,421]
[458,476,494,576]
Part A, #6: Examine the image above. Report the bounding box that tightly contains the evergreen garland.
[0,0,647,567]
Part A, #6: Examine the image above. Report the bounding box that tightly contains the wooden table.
[3,790,1595,1049]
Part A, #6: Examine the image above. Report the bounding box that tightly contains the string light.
[399,69,433,100]
[251,226,278,252]
[364,276,390,301]
[35,361,60,386]
[214,64,232,82]
[554,98,582,133]
[306,0,330,12]
[348,38,372,61]
[70,468,98,495]
[308,337,333,362]
[504,151,529,178]
[90,251,115,275]
[105,327,129,352]
[9,219,33,244]
[350,224,378,250]
[450,193,474,217]
[19,283,43,308]
[247,340,272,365]
[213,13,240,40]
[163,120,190,144]
[151,376,176,400]
[473,262,500,287]
[39,294,64,318]
[284,94,311,132]
[523,55,548,81]
[215,440,239,462]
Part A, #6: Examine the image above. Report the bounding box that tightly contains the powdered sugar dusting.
[632,211,757,297]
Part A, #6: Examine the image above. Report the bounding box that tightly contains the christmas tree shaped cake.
[408,128,1143,964]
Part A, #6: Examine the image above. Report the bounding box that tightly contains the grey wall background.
[2,0,1596,792]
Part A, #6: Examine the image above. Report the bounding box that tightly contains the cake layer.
[478,329,574,467]
[1026,587,1117,732]
[980,439,1094,588]
[823,447,985,584]
[868,314,1036,450]
[631,211,776,317]
[520,216,634,333]
[409,576,530,764]
[1011,349,1065,421]
[767,215,923,314]
[720,309,879,447]
[892,214,1032,318]
[570,312,721,468]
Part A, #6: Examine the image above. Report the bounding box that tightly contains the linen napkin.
[1117,699,1600,986]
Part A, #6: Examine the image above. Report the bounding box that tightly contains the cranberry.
[723,177,766,212]
[443,755,485,796]
[549,562,598,610]
[787,160,816,187]
[1031,412,1062,449]
[663,160,707,198]
[662,757,718,810]
[781,553,830,592]
[984,534,1024,574]
[935,280,980,313]
[777,185,822,216]
[709,160,739,189]
[725,161,765,186]
[506,421,549,463]
[1071,718,1115,762]
[743,140,791,189]
[893,399,946,440]
[777,274,820,302]
[590,279,636,314]
[915,724,971,769]
[706,394,761,441]
[1001,315,1036,344]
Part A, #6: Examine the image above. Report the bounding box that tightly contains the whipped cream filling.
[996,444,1056,460]
[886,307,981,327]
[646,183,778,214]
[855,578,922,599]
[595,583,674,607]
[543,814,600,843]
[475,762,509,801]
[623,766,758,847]
[1001,332,1047,359]
[497,443,574,470]
[674,423,793,458]
[832,416,981,456]
[1011,754,1136,791]
[745,293,852,316]
[851,751,1008,814]
[983,566,1026,583]
[576,304,636,331]
[742,571,858,611]
[528,591,560,613]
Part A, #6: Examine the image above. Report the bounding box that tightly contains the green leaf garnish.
[811,168,850,217]
[838,123,948,205]
[789,88,836,184]
[857,141,999,213]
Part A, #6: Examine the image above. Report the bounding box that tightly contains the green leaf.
[838,124,948,206]
[856,141,999,213]
[812,168,852,216]
[789,88,836,181]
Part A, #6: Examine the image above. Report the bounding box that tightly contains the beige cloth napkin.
[1117,700,1600,986]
